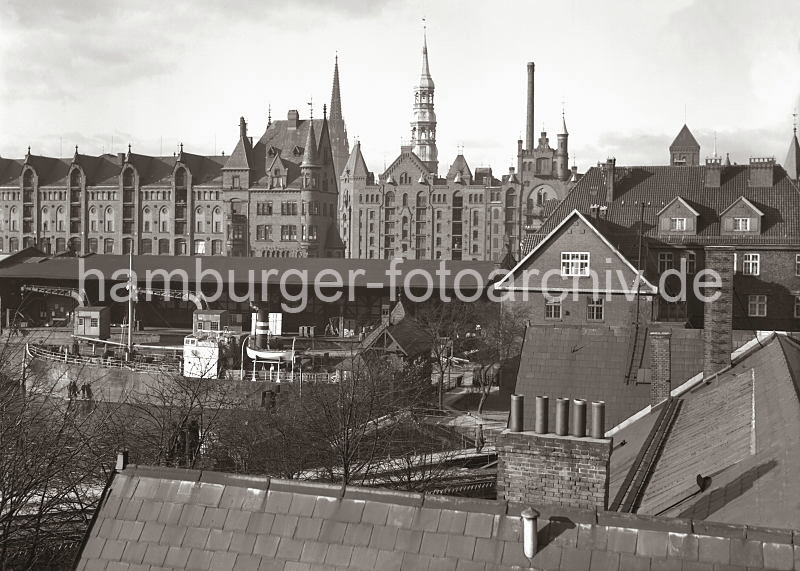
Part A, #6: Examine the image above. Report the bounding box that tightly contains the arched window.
[416,191,426,207]
[122,237,133,254]
[68,237,80,253]
[9,207,18,231]
[88,237,98,253]
[41,207,49,232]
[385,191,395,207]
[104,239,114,254]
[175,167,186,188]
[123,169,134,189]
[193,239,206,255]
[175,239,187,255]
[140,238,153,255]
[195,207,205,233]
[9,237,19,252]
[105,207,114,232]
[159,207,169,233]
[402,193,408,207]
[89,206,98,232]
[55,237,66,253]
[473,211,479,226]
[56,207,66,232]
[23,170,34,189]
[69,169,81,188]
[212,207,222,233]
[143,208,152,233]
[212,240,223,255]
[158,238,170,254]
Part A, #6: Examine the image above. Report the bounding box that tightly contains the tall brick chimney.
[703,246,734,379]
[497,397,612,510]
[603,158,616,202]
[649,331,671,407]
[525,62,535,152]
[705,157,721,188]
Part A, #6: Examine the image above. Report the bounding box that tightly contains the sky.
[1,0,799,175]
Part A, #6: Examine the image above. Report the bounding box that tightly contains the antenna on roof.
[308,96,313,120]
[268,103,272,127]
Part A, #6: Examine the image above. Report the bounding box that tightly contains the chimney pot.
[116,450,129,471]
[521,507,539,558]
[571,399,587,437]
[510,394,524,432]
[555,397,569,435]
[534,396,549,434]
[591,401,605,438]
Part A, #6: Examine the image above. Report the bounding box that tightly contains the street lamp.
[240,333,250,381]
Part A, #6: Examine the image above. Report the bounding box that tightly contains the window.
[56,207,66,231]
[796,254,800,277]
[670,218,686,231]
[308,225,318,241]
[105,207,114,232]
[140,239,153,255]
[159,208,169,232]
[257,201,273,216]
[795,296,800,318]
[685,251,696,274]
[748,295,767,317]
[256,225,272,241]
[734,217,750,231]
[158,238,170,254]
[123,238,133,254]
[658,252,674,273]
[587,297,604,321]
[143,208,151,233]
[104,239,114,253]
[212,208,222,233]
[545,298,562,320]
[193,239,206,254]
[211,240,222,255]
[89,207,98,232]
[742,253,760,276]
[561,252,590,276]
[281,201,298,215]
[195,208,205,232]
[91,318,99,328]
[88,237,98,253]
[281,225,297,241]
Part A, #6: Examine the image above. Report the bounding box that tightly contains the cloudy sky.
[1,0,799,175]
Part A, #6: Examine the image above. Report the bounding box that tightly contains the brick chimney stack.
[705,157,721,188]
[649,331,671,407]
[703,246,734,379]
[748,157,775,187]
[497,396,612,510]
[603,158,616,202]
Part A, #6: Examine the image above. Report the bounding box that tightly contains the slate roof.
[342,142,370,179]
[75,462,800,571]
[523,163,800,254]
[669,124,700,150]
[611,332,800,529]
[446,154,472,183]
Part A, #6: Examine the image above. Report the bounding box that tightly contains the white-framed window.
[748,295,767,317]
[561,252,590,276]
[658,252,674,273]
[587,297,604,321]
[742,253,760,276]
[795,296,800,318]
[734,217,751,231]
[795,254,800,277]
[545,298,562,320]
[670,217,686,231]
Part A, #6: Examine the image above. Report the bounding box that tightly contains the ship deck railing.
[26,344,181,375]
[226,369,340,384]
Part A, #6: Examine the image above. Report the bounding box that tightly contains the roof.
[446,154,472,183]
[514,324,706,429]
[611,332,800,529]
[418,30,434,90]
[0,255,498,291]
[669,124,700,150]
[385,318,432,357]
[342,141,370,179]
[785,131,800,180]
[523,163,800,254]
[75,462,800,571]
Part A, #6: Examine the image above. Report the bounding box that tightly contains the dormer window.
[721,197,763,235]
[734,217,750,232]
[670,218,686,231]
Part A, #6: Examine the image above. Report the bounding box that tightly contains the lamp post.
[240,333,250,381]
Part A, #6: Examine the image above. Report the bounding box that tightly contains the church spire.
[785,111,800,182]
[410,25,438,175]
[301,121,320,168]
[330,53,343,123]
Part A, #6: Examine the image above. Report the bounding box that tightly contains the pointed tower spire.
[410,24,438,174]
[330,53,343,123]
[785,112,800,182]
[301,121,320,167]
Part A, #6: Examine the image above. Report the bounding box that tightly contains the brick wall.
[649,330,671,406]
[704,246,734,379]
[496,429,612,510]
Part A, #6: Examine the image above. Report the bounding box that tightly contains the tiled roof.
[613,333,800,529]
[342,141,370,179]
[75,463,800,571]
[669,124,700,150]
[523,163,800,254]
[446,154,472,182]
[786,132,800,181]
[385,318,432,358]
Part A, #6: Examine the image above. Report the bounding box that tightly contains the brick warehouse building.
[0,58,349,259]
[339,34,578,263]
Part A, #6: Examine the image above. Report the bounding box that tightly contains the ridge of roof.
[670,124,700,150]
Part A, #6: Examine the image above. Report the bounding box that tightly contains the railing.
[231,369,340,383]
[27,344,181,375]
